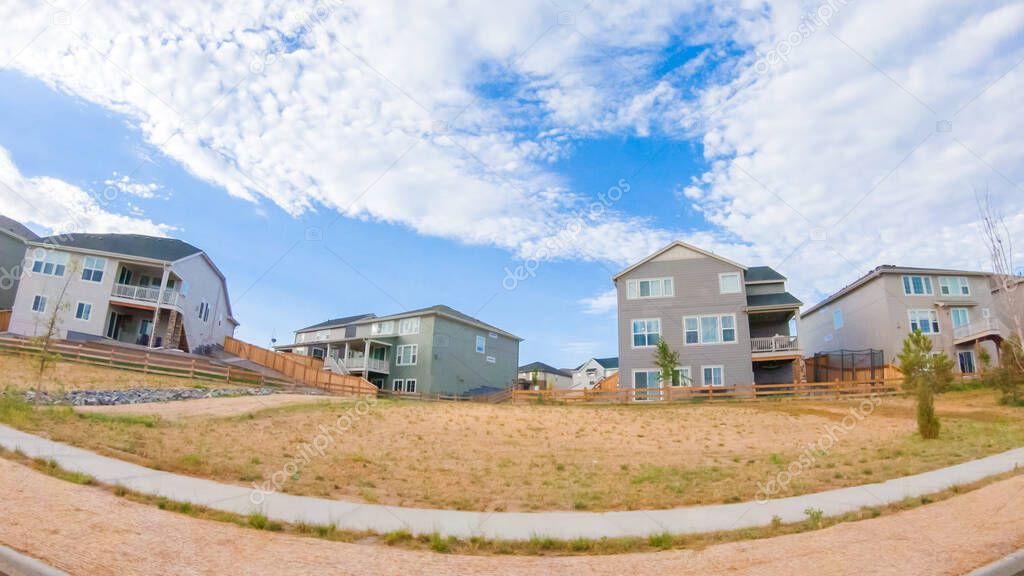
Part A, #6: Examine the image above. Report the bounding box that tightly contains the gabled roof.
[612,241,747,281]
[747,292,802,309]
[0,215,40,241]
[518,361,572,377]
[803,265,992,316]
[297,313,376,333]
[576,356,618,370]
[744,266,786,283]
[33,233,201,262]
[355,304,522,341]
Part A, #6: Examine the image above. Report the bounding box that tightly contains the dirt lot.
[3,389,1022,512]
[75,394,335,420]
[0,456,1021,575]
[0,354,246,392]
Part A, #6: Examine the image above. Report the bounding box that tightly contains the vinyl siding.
[429,316,518,395]
[0,234,28,310]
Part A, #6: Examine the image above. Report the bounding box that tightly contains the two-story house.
[277,305,521,396]
[7,227,238,351]
[614,241,803,395]
[802,266,1006,374]
[572,357,619,389]
[0,215,39,314]
[517,361,573,390]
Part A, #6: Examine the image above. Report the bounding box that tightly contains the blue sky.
[2,1,1023,368]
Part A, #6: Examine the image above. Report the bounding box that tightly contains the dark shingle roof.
[595,357,618,369]
[297,314,376,332]
[363,304,522,340]
[0,215,40,241]
[35,233,201,261]
[745,266,786,283]
[518,361,572,377]
[747,292,803,308]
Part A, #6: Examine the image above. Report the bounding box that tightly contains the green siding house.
[278,305,521,396]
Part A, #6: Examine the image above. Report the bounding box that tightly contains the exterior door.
[957,350,976,374]
[106,312,121,339]
[138,319,153,346]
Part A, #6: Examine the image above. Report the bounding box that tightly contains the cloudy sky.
[2,0,1022,366]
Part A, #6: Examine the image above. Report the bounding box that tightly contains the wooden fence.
[0,310,10,332]
[223,336,377,396]
[511,378,906,404]
[0,335,289,387]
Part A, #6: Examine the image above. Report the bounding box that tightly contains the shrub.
[897,330,952,439]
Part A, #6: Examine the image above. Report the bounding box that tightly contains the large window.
[702,365,724,387]
[632,370,662,401]
[957,351,976,374]
[671,366,694,387]
[74,302,92,321]
[371,321,395,335]
[81,256,106,282]
[719,272,741,294]
[626,277,674,299]
[908,309,940,334]
[951,308,970,330]
[31,251,69,277]
[396,344,418,365]
[404,378,417,393]
[398,317,420,335]
[31,295,47,313]
[683,314,737,345]
[392,378,416,393]
[902,275,934,295]
[475,335,486,354]
[631,319,661,348]
[939,276,970,296]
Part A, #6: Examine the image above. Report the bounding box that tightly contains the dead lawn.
[0,353,244,392]
[2,389,1022,512]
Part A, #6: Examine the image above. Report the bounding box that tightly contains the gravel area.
[0,457,1022,575]
[23,386,281,406]
[74,393,340,420]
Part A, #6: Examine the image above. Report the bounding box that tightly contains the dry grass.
[0,353,244,393]
[1,389,1022,512]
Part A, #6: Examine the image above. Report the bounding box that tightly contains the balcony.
[325,355,390,374]
[953,318,1006,345]
[751,335,801,358]
[111,283,182,308]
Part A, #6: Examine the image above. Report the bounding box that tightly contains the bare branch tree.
[977,188,1023,372]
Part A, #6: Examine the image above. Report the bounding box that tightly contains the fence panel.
[223,336,377,396]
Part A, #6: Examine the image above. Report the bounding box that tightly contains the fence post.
[144,352,150,375]
[189,359,196,380]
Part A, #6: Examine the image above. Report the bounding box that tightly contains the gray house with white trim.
[614,241,803,395]
[278,305,521,396]
[0,215,40,312]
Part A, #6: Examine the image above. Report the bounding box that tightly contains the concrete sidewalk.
[1,424,1022,540]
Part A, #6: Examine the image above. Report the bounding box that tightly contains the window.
[475,335,486,354]
[392,379,404,392]
[31,251,69,277]
[702,365,724,387]
[684,314,737,345]
[117,267,133,285]
[404,378,417,393]
[631,319,661,348]
[486,355,496,364]
[398,317,420,335]
[982,308,991,319]
[957,351,976,374]
[371,321,394,335]
[75,302,92,321]
[908,309,940,334]
[902,275,934,295]
[939,276,971,296]
[684,316,699,344]
[671,366,693,387]
[833,308,844,330]
[198,301,208,321]
[81,257,106,282]
[632,370,662,401]
[951,308,970,330]
[203,305,210,322]
[31,295,47,313]
[719,272,741,294]
[626,277,674,299]
[488,332,497,339]
[396,344,418,365]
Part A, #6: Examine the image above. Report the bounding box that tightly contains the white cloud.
[103,173,165,199]
[0,146,172,236]
[579,288,617,315]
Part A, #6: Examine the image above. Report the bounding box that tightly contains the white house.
[572,357,619,389]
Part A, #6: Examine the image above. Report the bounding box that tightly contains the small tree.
[530,369,538,390]
[653,339,680,388]
[989,336,1024,406]
[30,265,76,404]
[897,330,953,439]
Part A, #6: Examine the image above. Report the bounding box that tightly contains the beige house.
[8,226,237,351]
[801,266,1008,374]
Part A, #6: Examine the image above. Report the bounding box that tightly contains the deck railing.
[751,335,800,354]
[953,317,1005,341]
[111,283,181,307]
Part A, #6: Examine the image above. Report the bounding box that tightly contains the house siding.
[616,250,754,388]
[170,254,237,349]
[430,316,518,395]
[0,234,28,310]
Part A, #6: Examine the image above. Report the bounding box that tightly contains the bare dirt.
[74,393,335,419]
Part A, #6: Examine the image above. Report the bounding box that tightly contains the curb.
[0,545,68,576]
[967,549,1024,576]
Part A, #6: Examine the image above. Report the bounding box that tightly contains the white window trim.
[392,379,404,392]
[672,366,693,387]
[372,321,395,336]
[31,294,48,313]
[398,317,420,335]
[938,276,971,297]
[80,256,107,283]
[902,275,934,296]
[396,344,418,366]
[702,365,725,387]
[908,309,941,334]
[957,350,976,374]
[475,335,486,354]
[31,251,69,277]
[404,378,417,393]
[718,272,742,294]
[74,301,93,321]
[951,307,970,329]
[630,318,662,349]
[626,277,675,300]
[683,314,737,346]
[631,369,663,401]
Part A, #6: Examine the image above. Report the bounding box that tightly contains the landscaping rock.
[23,387,279,406]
